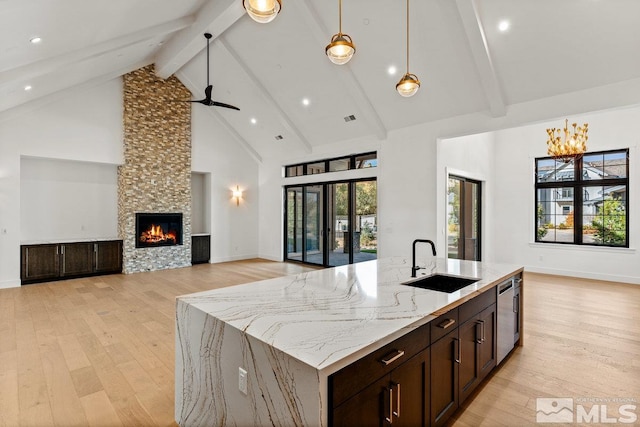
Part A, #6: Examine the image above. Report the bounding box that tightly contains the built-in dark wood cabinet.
[94,240,123,273]
[191,235,211,264]
[20,244,60,282]
[430,314,459,427]
[329,275,522,427]
[60,242,94,277]
[21,240,122,285]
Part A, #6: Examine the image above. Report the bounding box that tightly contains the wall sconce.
[232,185,243,206]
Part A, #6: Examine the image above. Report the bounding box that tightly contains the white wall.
[489,107,639,284]
[258,81,640,284]
[0,79,123,288]
[191,106,260,263]
[0,76,261,287]
[21,157,118,242]
[191,172,208,234]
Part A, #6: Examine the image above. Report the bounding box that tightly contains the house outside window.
[535,149,629,247]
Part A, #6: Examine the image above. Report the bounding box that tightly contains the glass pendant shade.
[396,73,420,97]
[243,0,281,24]
[325,33,355,65]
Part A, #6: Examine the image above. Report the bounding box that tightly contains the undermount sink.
[402,274,479,293]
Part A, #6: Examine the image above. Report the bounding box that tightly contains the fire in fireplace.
[135,213,183,248]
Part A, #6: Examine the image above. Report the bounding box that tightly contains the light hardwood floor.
[0,261,638,426]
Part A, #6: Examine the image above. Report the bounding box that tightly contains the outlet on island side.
[238,367,248,395]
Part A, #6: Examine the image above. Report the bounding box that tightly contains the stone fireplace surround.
[118,65,192,274]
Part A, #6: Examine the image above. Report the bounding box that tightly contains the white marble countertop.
[177,257,523,374]
[21,237,121,245]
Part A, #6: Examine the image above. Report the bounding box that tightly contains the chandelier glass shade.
[243,0,281,24]
[546,119,588,162]
[397,0,419,97]
[326,0,355,65]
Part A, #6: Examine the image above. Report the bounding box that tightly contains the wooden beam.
[154,0,245,79]
[455,0,506,117]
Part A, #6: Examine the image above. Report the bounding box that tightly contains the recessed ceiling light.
[302,98,310,106]
[30,37,42,44]
[250,118,257,124]
[24,85,32,91]
[388,65,397,76]
[498,20,510,32]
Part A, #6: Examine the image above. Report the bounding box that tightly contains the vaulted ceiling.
[3,0,640,161]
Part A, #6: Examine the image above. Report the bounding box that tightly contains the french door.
[447,176,482,261]
[285,179,377,267]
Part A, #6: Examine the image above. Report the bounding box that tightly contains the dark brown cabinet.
[60,242,94,277]
[20,244,60,282]
[94,240,123,273]
[330,275,521,427]
[191,235,210,264]
[21,240,122,284]
[333,349,430,427]
[430,309,461,426]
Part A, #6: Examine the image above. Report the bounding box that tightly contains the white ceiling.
[3,0,640,160]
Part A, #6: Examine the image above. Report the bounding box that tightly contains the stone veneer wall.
[118,65,192,274]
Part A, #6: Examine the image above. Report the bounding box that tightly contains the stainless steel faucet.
[411,239,436,277]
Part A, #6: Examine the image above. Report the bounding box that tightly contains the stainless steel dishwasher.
[497,277,515,364]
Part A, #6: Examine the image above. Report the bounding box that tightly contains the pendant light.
[243,0,281,24]
[396,0,420,97]
[325,0,355,65]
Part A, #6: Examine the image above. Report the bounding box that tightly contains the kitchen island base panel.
[176,300,324,426]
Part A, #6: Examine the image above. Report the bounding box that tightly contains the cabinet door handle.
[393,383,401,418]
[381,350,405,366]
[453,337,461,364]
[437,318,456,329]
[475,321,483,344]
[482,320,486,342]
[513,294,518,313]
[385,386,394,424]
[25,248,29,277]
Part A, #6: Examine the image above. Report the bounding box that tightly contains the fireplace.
[135,213,183,248]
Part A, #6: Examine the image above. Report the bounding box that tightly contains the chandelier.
[546,119,588,162]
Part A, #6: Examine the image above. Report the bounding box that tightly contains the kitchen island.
[175,257,523,426]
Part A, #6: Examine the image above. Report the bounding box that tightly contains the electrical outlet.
[238,367,248,395]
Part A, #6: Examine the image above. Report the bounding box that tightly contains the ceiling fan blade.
[210,101,240,111]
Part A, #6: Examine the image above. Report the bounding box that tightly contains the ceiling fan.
[177,33,240,111]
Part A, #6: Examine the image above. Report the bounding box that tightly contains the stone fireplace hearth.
[118,65,192,273]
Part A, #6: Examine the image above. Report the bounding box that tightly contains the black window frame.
[284,151,377,178]
[534,148,629,248]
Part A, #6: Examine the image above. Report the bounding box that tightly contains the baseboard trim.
[526,265,640,285]
[0,279,21,289]
[210,254,261,264]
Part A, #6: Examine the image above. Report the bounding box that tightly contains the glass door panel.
[286,188,303,262]
[447,176,481,261]
[355,180,377,263]
[328,183,350,266]
[304,185,324,265]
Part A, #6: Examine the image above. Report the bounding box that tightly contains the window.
[284,152,377,177]
[535,149,629,247]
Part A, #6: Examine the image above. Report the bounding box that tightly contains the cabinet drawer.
[330,322,430,408]
[459,287,497,324]
[431,308,459,344]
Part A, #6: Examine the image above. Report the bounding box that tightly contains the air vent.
[344,114,356,122]
[274,135,283,140]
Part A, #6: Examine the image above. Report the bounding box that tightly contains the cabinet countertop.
[177,257,523,375]
[21,237,121,245]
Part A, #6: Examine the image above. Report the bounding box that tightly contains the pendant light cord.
[406,0,410,72]
[339,0,343,33]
